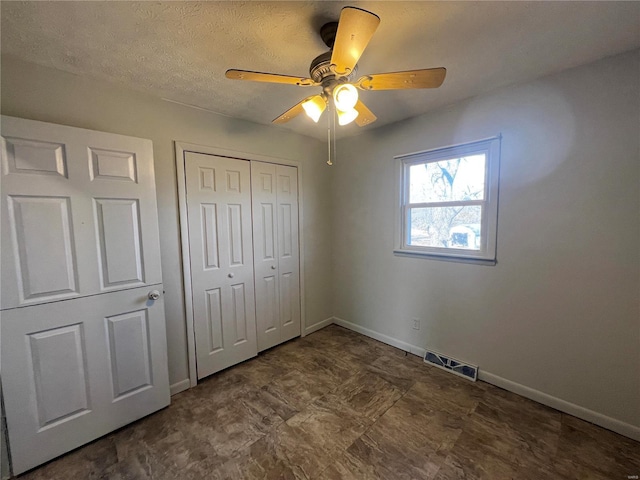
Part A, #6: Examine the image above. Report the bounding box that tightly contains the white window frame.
[393,136,501,265]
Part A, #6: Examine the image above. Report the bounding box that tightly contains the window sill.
[393,249,497,266]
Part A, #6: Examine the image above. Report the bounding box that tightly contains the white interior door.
[0,116,169,474]
[252,162,300,351]
[184,152,257,379]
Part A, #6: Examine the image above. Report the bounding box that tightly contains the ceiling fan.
[225,6,446,128]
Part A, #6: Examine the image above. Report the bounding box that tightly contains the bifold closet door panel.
[251,161,301,351]
[251,162,281,351]
[275,165,301,344]
[184,152,258,378]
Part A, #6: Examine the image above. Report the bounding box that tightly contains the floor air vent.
[424,350,478,382]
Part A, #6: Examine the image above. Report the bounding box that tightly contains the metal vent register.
[424,350,478,381]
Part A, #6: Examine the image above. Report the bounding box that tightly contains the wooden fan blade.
[331,7,380,76]
[356,68,446,90]
[226,69,317,86]
[272,95,320,124]
[273,101,305,124]
[354,99,377,127]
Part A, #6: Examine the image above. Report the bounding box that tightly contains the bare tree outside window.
[408,155,485,249]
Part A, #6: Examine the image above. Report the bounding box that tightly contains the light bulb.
[337,107,359,126]
[301,96,326,123]
[333,83,358,111]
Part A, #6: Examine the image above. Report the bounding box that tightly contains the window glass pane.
[408,205,482,250]
[409,154,486,203]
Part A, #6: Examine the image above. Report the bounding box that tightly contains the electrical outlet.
[412,318,420,330]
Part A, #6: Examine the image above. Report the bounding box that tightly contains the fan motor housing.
[309,50,358,85]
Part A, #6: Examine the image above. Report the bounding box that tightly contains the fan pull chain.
[332,103,337,166]
[327,102,333,166]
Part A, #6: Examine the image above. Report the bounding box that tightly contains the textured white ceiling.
[2,1,639,140]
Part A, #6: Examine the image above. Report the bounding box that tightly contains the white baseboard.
[169,379,190,396]
[333,316,640,442]
[303,317,334,336]
[333,317,426,357]
[477,371,640,442]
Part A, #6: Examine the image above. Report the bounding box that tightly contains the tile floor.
[19,325,640,479]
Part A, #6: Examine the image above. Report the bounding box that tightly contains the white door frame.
[174,141,307,389]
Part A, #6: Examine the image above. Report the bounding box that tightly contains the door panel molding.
[175,142,306,389]
[105,309,153,400]
[88,148,137,183]
[8,195,79,303]
[3,136,68,177]
[205,288,224,353]
[28,324,91,429]
[94,198,145,288]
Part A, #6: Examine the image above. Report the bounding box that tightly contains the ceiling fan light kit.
[337,107,359,126]
[225,6,447,162]
[333,83,358,111]
[301,95,327,123]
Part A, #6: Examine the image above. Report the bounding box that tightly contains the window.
[394,136,501,264]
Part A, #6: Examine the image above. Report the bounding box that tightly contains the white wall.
[0,55,334,392]
[332,50,640,430]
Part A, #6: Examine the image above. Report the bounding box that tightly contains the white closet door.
[252,162,300,351]
[251,162,282,351]
[275,165,301,343]
[0,116,169,474]
[185,152,257,378]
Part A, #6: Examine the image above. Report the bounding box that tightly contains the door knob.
[228,273,234,278]
[148,290,160,300]
[271,265,276,270]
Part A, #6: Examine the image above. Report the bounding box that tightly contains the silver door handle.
[271,265,276,270]
[148,290,160,300]
[228,273,234,278]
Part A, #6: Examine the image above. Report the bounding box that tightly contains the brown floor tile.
[347,431,444,479]
[213,421,339,480]
[196,428,306,480]
[408,378,484,417]
[260,368,336,416]
[15,324,639,480]
[317,450,388,480]
[19,436,118,480]
[363,354,420,392]
[368,397,466,455]
[552,414,640,479]
[286,394,373,452]
[230,355,292,388]
[472,398,561,460]
[327,370,404,421]
[435,449,559,480]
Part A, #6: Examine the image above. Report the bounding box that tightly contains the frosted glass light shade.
[333,84,358,111]
[301,96,326,123]
[337,108,359,126]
